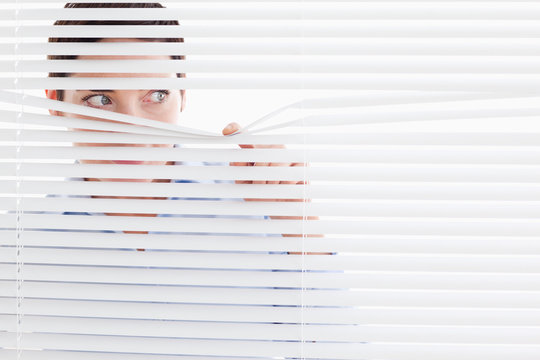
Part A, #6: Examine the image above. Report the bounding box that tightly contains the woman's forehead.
[68,38,179,80]
[80,38,174,61]
[71,54,176,78]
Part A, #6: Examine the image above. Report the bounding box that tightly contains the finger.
[222,122,241,136]
[223,123,250,168]
[222,122,254,149]
[265,162,289,185]
[242,161,266,185]
[231,159,251,187]
[251,161,278,185]
[277,162,307,185]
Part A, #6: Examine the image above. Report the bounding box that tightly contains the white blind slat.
[3,162,540,182]
[3,246,540,272]
[3,129,539,145]
[0,350,268,360]
[4,5,540,21]
[2,180,539,201]
[0,341,539,360]
[6,58,540,73]
[3,146,540,165]
[3,315,540,344]
[1,345,539,360]
[4,23,540,38]
[3,297,540,326]
[2,230,540,255]
[4,40,540,56]
[1,280,539,307]
[3,263,540,291]
[4,75,540,90]
[3,213,540,236]
[4,197,540,218]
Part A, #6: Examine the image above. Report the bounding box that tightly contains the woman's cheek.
[150,110,177,124]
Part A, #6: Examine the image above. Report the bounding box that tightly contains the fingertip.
[223,122,241,135]
[222,124,232,135]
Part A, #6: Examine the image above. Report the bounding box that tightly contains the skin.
[45,38,322,249]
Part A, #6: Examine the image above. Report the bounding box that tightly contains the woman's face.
[45,38,185,183]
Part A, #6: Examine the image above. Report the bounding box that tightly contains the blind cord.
[14,0,25,358]
[300,1,306,359]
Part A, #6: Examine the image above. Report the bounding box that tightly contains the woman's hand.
[222,122,306,199]
[222,122,326,250]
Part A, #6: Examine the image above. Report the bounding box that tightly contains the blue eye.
[149,90,170,103]
[82,94,112,107]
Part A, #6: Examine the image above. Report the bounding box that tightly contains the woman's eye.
[148,90,169,103]
[83,94,112,107]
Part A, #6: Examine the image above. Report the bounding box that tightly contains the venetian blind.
[1,1,540,359]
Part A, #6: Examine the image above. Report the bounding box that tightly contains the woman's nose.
[115,101,141,118]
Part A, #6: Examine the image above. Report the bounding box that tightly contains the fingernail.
[225,124,241,135]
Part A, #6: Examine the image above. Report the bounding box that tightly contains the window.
[2,1,540,359]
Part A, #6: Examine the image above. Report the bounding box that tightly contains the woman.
[45,2,319,242]
[3,4,340,358]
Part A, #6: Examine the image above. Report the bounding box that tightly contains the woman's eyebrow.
[76,90,115,93]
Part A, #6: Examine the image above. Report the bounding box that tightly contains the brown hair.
[48,2,185,101]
